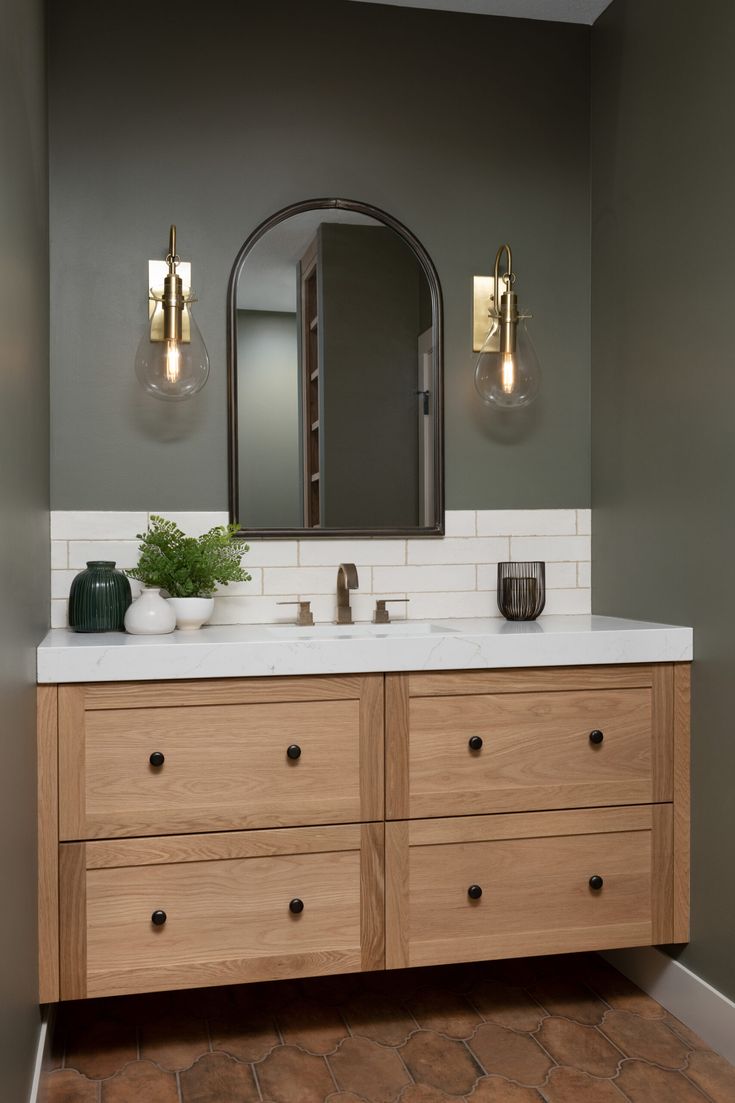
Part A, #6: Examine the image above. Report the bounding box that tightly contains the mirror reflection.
[230,203,442,535]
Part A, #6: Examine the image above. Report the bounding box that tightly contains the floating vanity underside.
[37,631,691,1003]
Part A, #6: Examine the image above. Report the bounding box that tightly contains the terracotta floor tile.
[407,989,482,1039]
[527,977,607,1025]
[329,1036,411,1103]
[398,1086,459,1102]
[100,1059,179,1103]
[257,1044,335,1103]
[138,1009,209,1070]
[685,1049,735,1100]
[39,1068,99,1103]
[469,980,545,1032]
[583,960,666,1019]
[64,1017,138,1080]
[400,1029,482,1095]
[343,992,417,1046]
[325,1094,370,1103]
[467,1076,544,1101]
[179,1051,259,1103]
[616,1059,711,1102]
[275,996,349,1054]
[468,1022,552,1087]
[600,1009,689,1068]
[541,1066,625,1102]
[209,1010,280,1062]
[536,1018,620,1077]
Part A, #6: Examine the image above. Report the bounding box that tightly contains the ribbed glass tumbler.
[68,561,132,632]
[497,561,546,621]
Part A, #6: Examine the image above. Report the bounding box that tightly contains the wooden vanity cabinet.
[38,662,690,1003]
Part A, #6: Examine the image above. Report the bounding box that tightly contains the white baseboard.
[601,947,735,1064]
[28,1006,55,1103]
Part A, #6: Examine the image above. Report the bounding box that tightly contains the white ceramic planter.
[124,588,176,635]
[167,596,215,631]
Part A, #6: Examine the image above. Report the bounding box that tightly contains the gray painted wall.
[592,0,735,998]
[0,0,49,1095]
[237,311,301,528]
[48,0,591,512]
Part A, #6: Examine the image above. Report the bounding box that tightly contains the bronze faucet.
[336,563,359,624]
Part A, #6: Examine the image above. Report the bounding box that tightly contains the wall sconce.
[135,225,210,401]
[473,243,541,408]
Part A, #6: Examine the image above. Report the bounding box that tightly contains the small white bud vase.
[166,596,215,631]
[124,588,176,635]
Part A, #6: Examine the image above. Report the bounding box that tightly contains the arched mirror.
[227,198,443,536]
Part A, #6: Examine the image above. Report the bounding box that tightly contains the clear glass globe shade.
[135,303,210,401]
[474,320,541,409]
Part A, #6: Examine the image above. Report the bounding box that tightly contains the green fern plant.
[127,515,251,598]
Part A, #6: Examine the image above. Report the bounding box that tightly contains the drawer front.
[59,675,383,839]
[387,666,673,818]
[386,806,673,969]
[59,823,384,998]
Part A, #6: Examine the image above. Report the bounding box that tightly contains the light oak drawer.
[59,823,384,999]
[387,665,673,818]
[58,675,383,839]
[386,805,674,969]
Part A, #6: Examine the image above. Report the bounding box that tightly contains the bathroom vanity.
[36,615,692,1003]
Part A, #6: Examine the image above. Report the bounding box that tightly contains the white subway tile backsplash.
[510,535,591,562]
[48,510,591,628]
[373,564,476,593]
[444,510,476,537]
[50,511,147,541]
[298,539,406,567]
[407,537,508,566]
[67,541,140,570]
[477,510,577,537]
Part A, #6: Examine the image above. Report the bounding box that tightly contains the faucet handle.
[373,598,410,625]
[276,600,314,627]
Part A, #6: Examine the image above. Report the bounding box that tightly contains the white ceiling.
[351,0,613,26]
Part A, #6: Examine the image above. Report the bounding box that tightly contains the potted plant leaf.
[127,515,251,631]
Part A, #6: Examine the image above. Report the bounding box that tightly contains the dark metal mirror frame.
[226,197,444,538]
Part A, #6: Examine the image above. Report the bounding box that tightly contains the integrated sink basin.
[263,622,459,639]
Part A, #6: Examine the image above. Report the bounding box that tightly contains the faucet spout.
[336,563,359,624]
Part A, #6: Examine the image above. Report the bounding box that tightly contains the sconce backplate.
[148,259,192,341]
[473,275,501,353]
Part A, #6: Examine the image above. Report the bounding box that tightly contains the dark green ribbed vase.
[68,561,132,632]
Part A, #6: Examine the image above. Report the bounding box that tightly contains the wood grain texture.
[59,843,87,1000]
[404,687,654,818]
[83,675,364,710]
[58,686,86,841]
[407,665,655,698]
[652,663,674,801]
[651,803,674,944]
[391,811,654,969]
[76,698,364,839]
[37,685,59,1002]
[359,675,384,821]
[672,662,691,941]
[85,825,362,869]
[385,674,409,820]
[385,821,409,969]
[85,847,362,997]
[360,822,385,971]
[407,805,653,847]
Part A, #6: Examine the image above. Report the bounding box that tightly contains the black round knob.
[589,730,604,746]
[151,909,167,926]
[589,875,604,891]
[286,744,302,760]
[289,898,304,914]
[149,751,165,767]
[468,736,484,751]
[467,884,483,900]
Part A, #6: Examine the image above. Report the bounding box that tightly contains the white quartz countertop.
[37,615,693,684]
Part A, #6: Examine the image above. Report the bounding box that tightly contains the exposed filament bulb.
[164,340,181,384]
